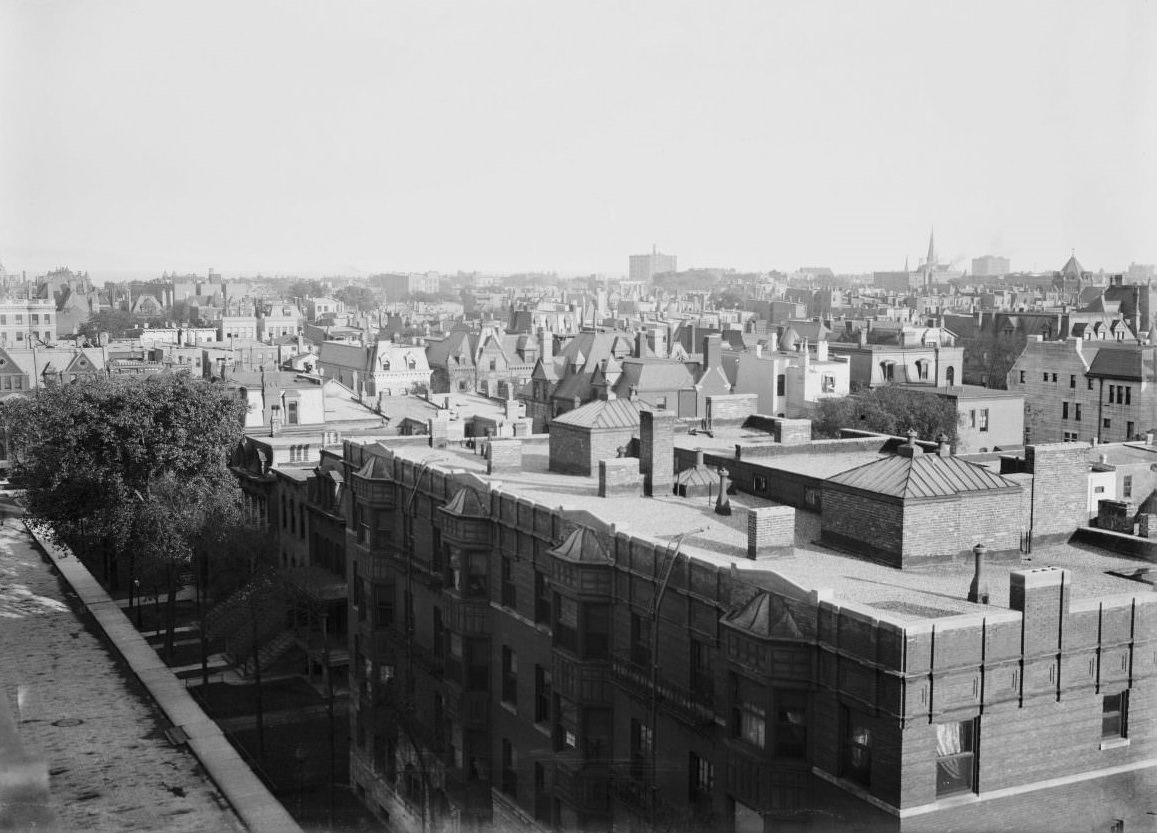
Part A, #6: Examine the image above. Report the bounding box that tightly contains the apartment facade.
[335,432,1156,833]
[0,297,56,347]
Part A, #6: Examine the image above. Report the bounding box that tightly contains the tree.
[813,386,959,444]
[1,375,247,608]
[288,279,326,299]
[77,309,142,342]
[334,285,381,312]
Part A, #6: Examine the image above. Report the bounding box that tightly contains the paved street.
[0,497,244,832]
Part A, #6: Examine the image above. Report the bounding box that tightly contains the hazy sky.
[2,1,1155,278]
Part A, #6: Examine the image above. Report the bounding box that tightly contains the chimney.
[816,339,828,361]
[539,327,553,365]
[636,330,647,359]
[767,332,778,352]
[628,385,638,402]
[896,429,923,458]
[640,410,675,497]
[695,448,705,467]
[967,543,990,604]
[858,327,868,347]
[1009,567,1071,657]
[703,333,722,370]
[754,343,763,359]
[937,432,952,457]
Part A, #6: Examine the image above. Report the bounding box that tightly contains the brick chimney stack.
[640,410,675,497]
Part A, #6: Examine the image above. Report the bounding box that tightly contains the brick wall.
[820,488,905,565]
[598,458,642,497]
[549,424,637,476]
[1025,442,1091,541]
[773,417,813,445]
[746,505,795,558]
[706,393,758,425]
[487,438,523,474]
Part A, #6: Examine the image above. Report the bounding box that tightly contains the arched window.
[946,366,955,386]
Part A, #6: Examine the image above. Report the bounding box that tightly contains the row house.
[1008,336,1157,444]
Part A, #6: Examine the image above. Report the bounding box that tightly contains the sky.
[2,1,1155,279]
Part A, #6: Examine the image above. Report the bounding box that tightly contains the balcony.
[443,593,490,636]
[552,654,612,706]
[610,653,716,728]
[554,757,609,815]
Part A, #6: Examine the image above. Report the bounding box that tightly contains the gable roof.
[827,453,1020,499]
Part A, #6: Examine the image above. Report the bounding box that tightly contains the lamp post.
[133,579,142,628]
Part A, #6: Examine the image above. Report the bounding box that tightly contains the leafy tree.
[77,309,142,341]
[1,375,247,614]
[334,285,381,312]
[288,279,326,299]
[813,386,959,444]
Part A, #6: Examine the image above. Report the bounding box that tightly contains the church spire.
[926,227,936,269]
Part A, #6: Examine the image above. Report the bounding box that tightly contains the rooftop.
[381,442,1152,626]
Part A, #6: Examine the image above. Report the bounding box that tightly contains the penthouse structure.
[331,409,1157,833]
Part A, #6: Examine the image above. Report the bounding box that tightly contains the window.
[916,360,929,380]
[1088,378,1095,390]
[1094,485,1105,494]
[287,400,299,424]
[501,738,518,797]
[881,361,895,381]
[535,665,552,724]
[535,571,551,625]
[1052,373,1058,382]
[690,639,713,705]
[1062,402,1069,420]
[1124,476,1133,499]
[841,706,872,786]
[630,612,652,666]
[753,475,767,491]
[689,752,714,802]
[1126,387,1132,405]
[1043,372,1049,382]
[969,409,977,428]
[775,690,808,758]
[821,374,836,393]
[1019,370,1026,383]
[936,719,977,797]
[556,697,577,751]
[1103,691,1129,739]
[732,675,766,749]
[1070,374,1076,388]
[978,409,989,432]
[1127,421,1135,438]
[501,555,516,609]
[502,646,518,707]
[630,719,654,781]
[1109,386,1116,404]
[776,374,786,396]
[1104,418,1112,429]
[555,595,578,653]
[1076,404,1082,421]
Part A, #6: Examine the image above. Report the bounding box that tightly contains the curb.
[24,521,303,833]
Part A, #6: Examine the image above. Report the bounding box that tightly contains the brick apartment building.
[320,414,1156,833]
[1008,336,1157,444]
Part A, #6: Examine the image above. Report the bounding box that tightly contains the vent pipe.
[968,543,990,604]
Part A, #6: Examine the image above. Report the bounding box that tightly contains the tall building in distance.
[972,255,1011,277]
[629,246,677,282]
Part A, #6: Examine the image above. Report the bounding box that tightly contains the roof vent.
[897,429,923,458]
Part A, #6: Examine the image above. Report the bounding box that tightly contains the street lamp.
[133,579,142,628]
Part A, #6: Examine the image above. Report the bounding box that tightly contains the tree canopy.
[813,386,959,444]
[1,375,248,594]
[77,309,149,342]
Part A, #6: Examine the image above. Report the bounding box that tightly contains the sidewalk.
[12,506,303,833]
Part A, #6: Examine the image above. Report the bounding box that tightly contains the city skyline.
[2,1,1155,278]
